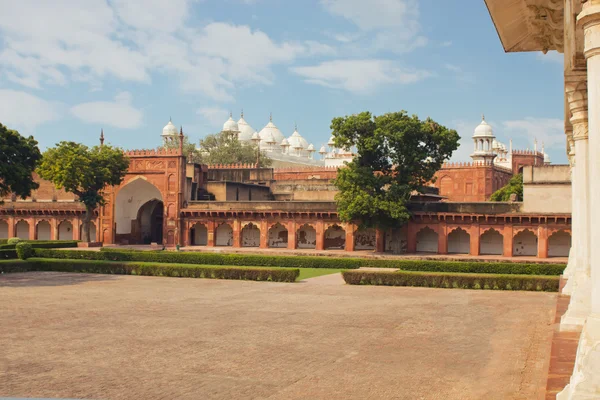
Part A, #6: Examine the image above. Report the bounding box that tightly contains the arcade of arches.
[181,215,571,258]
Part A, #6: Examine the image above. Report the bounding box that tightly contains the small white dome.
[327,135,335,146]
[319,145,327,154]
[474,116,494,138]
[251,131,260,141]
[258,116,285,147]
[223,114,239,132]
[544,152,551,163]
[237,113,255,141]
[162,119,178,137]
[281,138,289,146]
[307,143,315,151]
[287,128,309,152]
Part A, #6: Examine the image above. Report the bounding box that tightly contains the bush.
[0,239,7,244]
[342,270,559,292]
[359,259,565,276]
[23,258,299,282]
[0,240,79,250]
[34,249,363,269]
[0,260,32,273]
[33,248,565,275]
[7,238,21,244]
[16,242,33,260]
[0,249,18,259]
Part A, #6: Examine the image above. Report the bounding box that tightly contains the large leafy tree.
[332,111,459,229]
[37,142,129,242]
[490,173,523,201]
[0,123,41,200]
[198,131,272,167]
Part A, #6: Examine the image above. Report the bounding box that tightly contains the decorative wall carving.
[526,0,564,53]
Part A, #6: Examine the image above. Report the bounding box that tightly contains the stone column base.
[562,251,576,294]
[561,274,592,331]
[557,315,600,399]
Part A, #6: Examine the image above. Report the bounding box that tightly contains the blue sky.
[0,0,566,163]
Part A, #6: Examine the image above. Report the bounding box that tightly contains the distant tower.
[99,129,104,147]
[471,114,497,163]
[162,117,178,145]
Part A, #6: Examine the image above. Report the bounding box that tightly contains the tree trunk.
[81,205,94,242]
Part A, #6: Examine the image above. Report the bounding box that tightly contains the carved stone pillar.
[502,222,513,257]
[207,220,215,247]
[287,221,297,250]
[437,221,447,254]
[562,77,592,329]
[29,219,36,241]
[537,225,549,259]
[562,129,577,287]
[7,216,14,238]
[232,219,241,248]
[470,222,480,256]
[345,223,355,252]
[315,221,324,251]
[558,4,600,398]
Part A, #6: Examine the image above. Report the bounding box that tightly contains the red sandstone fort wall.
[433,162,512,202]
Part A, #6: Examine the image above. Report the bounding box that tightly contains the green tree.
[0,123,41,200]
[332,111,459,230]
[490,173,523,201]
[198,131,272,167]
[161,135,202,163]
[37,142,129,242]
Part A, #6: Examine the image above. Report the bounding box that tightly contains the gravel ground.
[0,272,556,400]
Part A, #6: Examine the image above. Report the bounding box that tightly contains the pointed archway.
[115,178,164,245]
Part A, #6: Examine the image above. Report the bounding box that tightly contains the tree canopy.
[0,123,41,200]
[198,131,272,167]
[490,173,523,201]
[37,141,130,241]
[332,111,459,230]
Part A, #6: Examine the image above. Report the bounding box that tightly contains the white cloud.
[291,59,430,94]
[441,41,453,47]
[320,0,426,53]
[70,91,143,129]
[197,107,229,127]
[503,117,565,149]
[445,64,461,73]
[0,1,333,102]
[0,89,62,131]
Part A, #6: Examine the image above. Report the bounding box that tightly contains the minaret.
[99,129,104,147]
[179,126,184,155]
[470,114,497,164]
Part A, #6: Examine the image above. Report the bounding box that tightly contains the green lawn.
[297,268,346,281]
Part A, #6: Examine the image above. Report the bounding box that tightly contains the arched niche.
[480,228,503,255]
[0,220,8,239]
[268,223,288,248]
[355,228,375,251]
[513,229,537,256]
[448,227,470,254]
[297,224,316,249]
[548,230,571,258]
[241,223,260,247]
[416,226,438,253]
[384,228,407,254]
[191,223,208,246]
[215,223,233,246]
[115,177,163,236]
[58,220,73,240]
[15,220,29,240]
[324,224,345,250]
[37,220,52,241]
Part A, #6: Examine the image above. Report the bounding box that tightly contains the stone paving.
[0,272,557,400]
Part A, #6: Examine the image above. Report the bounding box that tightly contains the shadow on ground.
[0,272,119,287]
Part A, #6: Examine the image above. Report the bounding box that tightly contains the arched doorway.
[416,227,438,253]
[136,200,163,244]
[115,178,164,245]
[37,221,51,240]
[324,224,345,250]
[548,230,571,257]
[216,223,233,246]
[385,228,407,254]
[297,224,316,249]
[241,223,260,247]
[0,220,8,239]
[58,220,74,240]
[513,229,537,256]
[15,220,29,240]
[191,223,208,246]
[268,223,288,248]
[480,228,503,255]
[355,228,375,250]
[448,228,470,254]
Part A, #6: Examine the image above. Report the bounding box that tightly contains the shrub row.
[362,259,565,276]
[0,250,19,260]
[0,240,79,250]
[342,270,559,292]
[33,248,363,269]
[34,248,565,275]
[0,258,299,282]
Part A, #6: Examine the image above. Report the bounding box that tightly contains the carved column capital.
[566,78,589,141]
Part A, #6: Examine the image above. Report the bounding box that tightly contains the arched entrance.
[513,229,537,256]
[324,224,345,250]
[480,228,503,255]
[0,220,8,239]
[15,220,29,240]
[241,223,260,247]
[191,223,208,246]
[268,223,288,248]
[58,220,73,240]
[548,230,571,257]
[297,224,316,249]
[416,226,438,253]
[37,221,51,240]
[115,178,164,245]
[448,228,470,254]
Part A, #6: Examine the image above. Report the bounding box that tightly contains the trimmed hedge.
[0,239,7,244]
[0,240,79,250]
[0,258,299,282]
[33,248,565,275]
[16,242,33,260]
[0,260,32,273]
[0,250,19,260]
[342,270,559,292]
[33,248,362,269]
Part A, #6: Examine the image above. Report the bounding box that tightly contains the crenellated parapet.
[123,148,182,157]
[207,163,259,169]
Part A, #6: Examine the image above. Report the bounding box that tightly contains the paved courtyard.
[0,272,557,400]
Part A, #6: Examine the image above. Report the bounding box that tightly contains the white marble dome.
[259,117,285,148]
[319,145,327,154]
[223,114,239,132]
[237,113,256,141]
[474,117,494,138]
[162,119,178,137]
[544,152,551,163]
[288,129,309,152]
[307,143,315,151]
[327,135,335,146]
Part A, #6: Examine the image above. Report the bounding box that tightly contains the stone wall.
[522,165,572,214]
